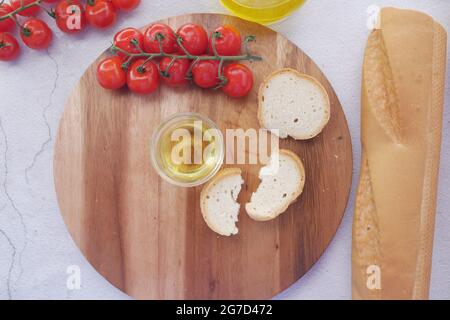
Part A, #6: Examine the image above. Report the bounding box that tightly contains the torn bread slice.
[200,168,244,236]
[246,149,305,221]
[258,68,330,140]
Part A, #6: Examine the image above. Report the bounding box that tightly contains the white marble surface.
[0,0,449,300]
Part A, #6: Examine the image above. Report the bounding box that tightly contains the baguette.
[352,7,447,300]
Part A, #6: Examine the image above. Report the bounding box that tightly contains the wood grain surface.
[54,13,353,299]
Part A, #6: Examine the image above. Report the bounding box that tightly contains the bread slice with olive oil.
[246,149,305,221]
[258,68,330,140]
[200,168,244,236]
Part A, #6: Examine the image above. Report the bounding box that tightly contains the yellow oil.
[220,0,306,24]
[156,120,221,184]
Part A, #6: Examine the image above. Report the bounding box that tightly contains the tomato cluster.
[97,23,257,98]
[0,0,140,61]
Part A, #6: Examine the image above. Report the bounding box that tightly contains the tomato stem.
[161,57,176,78]
[36,2,56,19]
[0,41,11,49]
[136,65,146,74]
[121,56,133,71]
[211,31,221,57]
[174,35,194,59]
[110,33,262,79]
[0,0,43,21]
[215,59,228,90]
[21,27,31,37]
[9,14,23,29]
[185,56,200,80]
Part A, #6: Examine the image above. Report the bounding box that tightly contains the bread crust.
[257,68,331,140]
[352,7,447,300]
[246,149,306,221]
[200,168,242,236]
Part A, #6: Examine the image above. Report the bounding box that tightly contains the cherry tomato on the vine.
[86,0,117,29]
[209,25,241,56]
[127,59,160,94]
[114,27,144,59]
[191,59,220,89]
[21,19,53,50]
[10,0,41,17]
[0,32,20,61]
[176,23,208,55]
[159,57,190,87]
[0,4,16,33]
[55,0,86,34]
[143,23,176,54]
[97,56,127,90]
[221,63,253,98]
[111,0,140,11]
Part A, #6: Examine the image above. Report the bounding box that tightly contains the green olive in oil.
[151,113,224,187]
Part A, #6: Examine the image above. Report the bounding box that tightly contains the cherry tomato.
[209,25,241,56]
[111,0,140,11]
[0,4,16,33]
[176,23,208,55]
[21,19,53,50]
[114,27,144,59]
[191,59,220,89]
[55,0,86,34]
[143,23,176,54]
[97,56,127,90]
[127,59,160,94]
[159,57,190,87]
[86,0,117,29]
[10,0,40,17]
[0,32,20,61]
[222,63,253,98]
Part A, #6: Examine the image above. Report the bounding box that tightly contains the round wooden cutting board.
[54,13,352,299]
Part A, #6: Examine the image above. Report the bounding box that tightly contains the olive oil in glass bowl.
[150,113,224,187]
[220,0,306,24]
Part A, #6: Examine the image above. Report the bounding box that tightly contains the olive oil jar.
[150,113,224,187]
[220,0,306,24]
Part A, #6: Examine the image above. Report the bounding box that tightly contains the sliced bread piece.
[245,149,305,221]
[258,68,330,140]
[200,168,244,236]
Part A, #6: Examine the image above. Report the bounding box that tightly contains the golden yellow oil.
[156,119,222,184]
[220,0,306,24]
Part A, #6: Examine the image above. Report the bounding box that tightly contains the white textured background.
[0,0,449,300]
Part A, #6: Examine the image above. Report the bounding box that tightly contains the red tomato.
[97,56,127,90]
[21,19,53,50]
[209,25,241,56]
[176,23,208,55]
[127,59,160,94]
[86,0,117,29]
[191,59,220,89]
[114,27,144,59]
[159,57,190,87]
[222,63,253,98]
[111,0,140,11]
[143,23,176,54]
[10,0,40,17]
[0,4,16,33]
[55,0,86,34]
[0,32,20,61]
